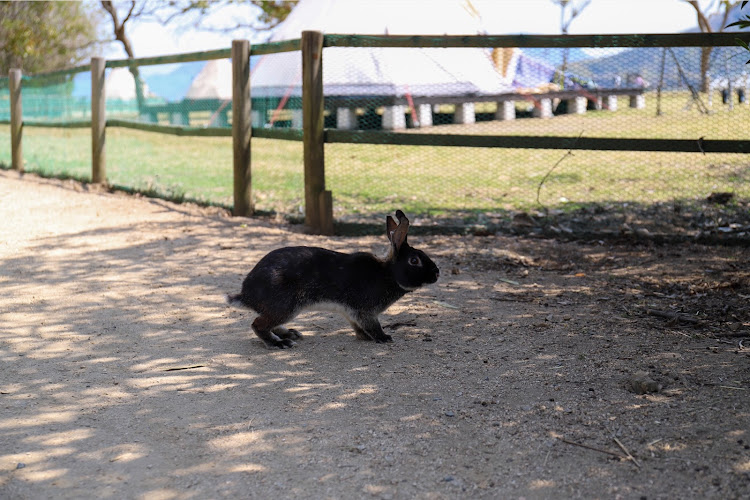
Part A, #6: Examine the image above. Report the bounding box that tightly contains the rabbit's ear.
[388,210,409,252]
[386,214,398,241]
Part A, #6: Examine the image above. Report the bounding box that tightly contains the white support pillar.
[170,112,187,126]
[382,105,406,130]
[605,95,618,111]
[454,102,476,124]
[251,110,263,128]
[532,98,553,119]
[291,109,304,129]
[568,96,587,114]
[629,94,645,109]
[495,100,515,121]
[415,103,433,127]
[336,108,357,129]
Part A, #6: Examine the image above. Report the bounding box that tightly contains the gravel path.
[1,169,749,499]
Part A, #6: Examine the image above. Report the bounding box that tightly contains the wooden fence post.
[9,69,23,172]
[302,30,333,235]
[91,57,106,184]
[232,39,253,217]
[318,190,334,235]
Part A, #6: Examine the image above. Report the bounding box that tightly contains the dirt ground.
[1,169,748,500]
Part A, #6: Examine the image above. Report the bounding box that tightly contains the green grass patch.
[1,90,748,220]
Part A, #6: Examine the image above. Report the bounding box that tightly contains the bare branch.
[536,131,584,209]
[122,0,138,25]
[685,0,713,32]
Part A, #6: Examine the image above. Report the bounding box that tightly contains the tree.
[0,1,100,75]
[99,0,294,116]
[158,1,295,33]
[551,0,591,88]
[683,0,743,92]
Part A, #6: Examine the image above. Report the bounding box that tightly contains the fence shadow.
[1,195,748,498]
[333,196,750,246]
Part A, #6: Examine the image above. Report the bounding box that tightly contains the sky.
[102,0,708,61]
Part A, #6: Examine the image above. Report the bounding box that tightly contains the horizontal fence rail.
[325,131,750,154]
[324,32,750,48]
[2,32,749,238]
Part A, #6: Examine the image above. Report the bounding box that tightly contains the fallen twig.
[163,365,205,372]
[613,436,641,469]
[646,308,701,324]
[433,301,459,310]
[386,321,417,330]
[498,278,520,286]
[559,438,626,460]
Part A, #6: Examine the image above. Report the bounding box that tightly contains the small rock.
[444,411,455,417]
[16,463,26,469]
[470,224,492,236]
[626,371,661,394]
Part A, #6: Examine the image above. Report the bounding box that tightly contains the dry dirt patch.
[1,170,748,499]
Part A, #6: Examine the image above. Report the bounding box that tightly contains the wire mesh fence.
[1,33,748,240]
[319,39,749,238]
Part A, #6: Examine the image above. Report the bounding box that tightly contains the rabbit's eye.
[409,256,421,266]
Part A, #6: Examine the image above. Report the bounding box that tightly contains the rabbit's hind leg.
[349,321,373,341]
[252,315,297,349]
[272,326,302,341]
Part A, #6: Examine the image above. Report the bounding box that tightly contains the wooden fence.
[3,32,750,235]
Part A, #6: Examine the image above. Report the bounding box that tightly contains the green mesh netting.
[4,38,749,237]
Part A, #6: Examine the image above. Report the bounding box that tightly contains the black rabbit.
[228,210,439,349]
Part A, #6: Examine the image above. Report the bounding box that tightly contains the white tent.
[185,59,232,100]
[250,0,518,99]
[105,67,154,100]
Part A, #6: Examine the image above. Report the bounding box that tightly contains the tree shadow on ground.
[1,194,749,498]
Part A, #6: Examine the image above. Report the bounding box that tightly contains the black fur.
[228,211,439,349]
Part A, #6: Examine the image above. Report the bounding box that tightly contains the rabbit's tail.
[226,293,248,308]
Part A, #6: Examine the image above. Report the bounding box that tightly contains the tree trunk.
[101,1,146,117]
[685,1,736,94]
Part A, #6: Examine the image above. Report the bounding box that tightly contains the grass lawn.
[1,90,748,219]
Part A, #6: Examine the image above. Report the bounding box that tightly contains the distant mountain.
[565,4,749,88]
[71,60,205,101]
[144,60,206,101]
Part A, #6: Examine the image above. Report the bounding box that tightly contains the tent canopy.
[185,59,232,100]
[250,0,534,98]
[106,67,155,100]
